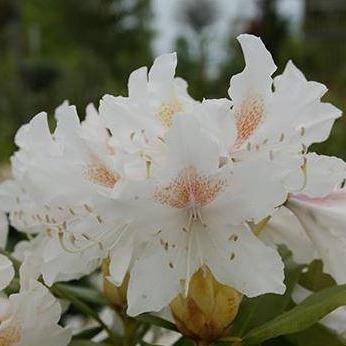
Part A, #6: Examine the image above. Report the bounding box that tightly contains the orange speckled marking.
[156,100,183,128]
[85,159,118,189]
[235,96,264,147]
[154,166,225,209]
[0,325,21,346]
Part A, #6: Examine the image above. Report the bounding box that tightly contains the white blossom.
[0,280,71,346]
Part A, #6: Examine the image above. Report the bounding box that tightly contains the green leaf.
[72,326,103,340]
[299,260,335,292]
[136,313,178,332]
[69,341,113,346]
[231,256,303,337]
[244,284,346,344]
[262,337,294,345]
[285,323,345,346]
[173,337,194,345]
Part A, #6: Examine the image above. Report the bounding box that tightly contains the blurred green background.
[1,0,346,165]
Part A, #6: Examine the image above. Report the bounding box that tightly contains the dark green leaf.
[244,284,346,344]
[136,314,178,332]
[262,336,294,346]
[72,326,103,340]
[173,337,194,345]
[299,260,335,292]
[69,341,113,346]
[285,323,345,346]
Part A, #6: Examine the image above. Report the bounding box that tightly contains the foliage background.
[0,0,346,165]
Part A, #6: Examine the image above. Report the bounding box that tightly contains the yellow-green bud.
[170,267,242,345]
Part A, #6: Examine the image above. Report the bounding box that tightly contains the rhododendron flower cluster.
[0,34,346,345]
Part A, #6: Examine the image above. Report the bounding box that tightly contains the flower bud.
[102,259,129,312]
[170,267,242,345]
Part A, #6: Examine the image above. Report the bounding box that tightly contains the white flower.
[262,154,346,282]
[0,36,344,322]
[100,53,197,164]
[119,115,285,316]
[0,102,125,285]
[0,280,71,346]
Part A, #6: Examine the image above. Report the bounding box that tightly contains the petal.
[206,158,288,225]
[148,53,177,87]
[128,66,148,99]
[0,212,8,249]
[196,99,236,155]
[108,233,134,286]
[42,235,103,286]
[287,194,346,284]
[274,61,327,100]
[100,94,159,150]
[260,207,318,264]
[270,61,341,146]
[7,280,72,345]
[302,153,346,198]
[198,222,285,297]
[0,254,14,290]
[14,112,59,154]
[54,102,81,142]
[19,252,42,291]
[126,219,199,316]
[229,34,276,102]
[165,115,220,176]
[228,35,276,148]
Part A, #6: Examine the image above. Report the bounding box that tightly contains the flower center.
[0,325,21,346]
[154,166,225,218]
[156,100,183,128]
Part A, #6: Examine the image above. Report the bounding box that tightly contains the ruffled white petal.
[0,212,8,249]
[165,115,220,175]
[260,207,318,264]
[128,66,148,99]
[197,222,285,297]
[287,192,346,284]
[229,34,276,102]
[148,53,177,88]
[302,153,346,197]
[108,233,134,286]
[0,280,71,346]
[0,254,14,290]
[195,99,236,155]
[127,216,198,316]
